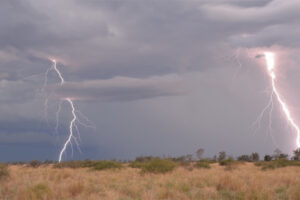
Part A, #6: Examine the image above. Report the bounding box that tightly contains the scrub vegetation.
[1,148,300,200]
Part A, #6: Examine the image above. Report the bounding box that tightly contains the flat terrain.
[1,163,300,200]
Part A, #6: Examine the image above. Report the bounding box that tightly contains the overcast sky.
[1,0,300,161]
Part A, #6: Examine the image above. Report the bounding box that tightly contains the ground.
[1,163,300,200]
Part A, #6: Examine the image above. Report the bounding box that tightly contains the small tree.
[196,148,204,160]
[218,151,226,162]
[293,148,300,161]
[264,155,272,161]
[278,153,288,160]
[250,152,260,162]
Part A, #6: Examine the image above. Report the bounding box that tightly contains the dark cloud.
[0,118,54,144]
[52,75,184,102]
[0,0,299,160]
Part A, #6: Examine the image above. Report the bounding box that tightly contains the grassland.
[1,162,300,200]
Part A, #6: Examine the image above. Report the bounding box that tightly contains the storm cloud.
[52,75,184,101]
[0,0,300,161]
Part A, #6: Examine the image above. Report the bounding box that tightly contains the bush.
[0,164,9,180]
[29,160,42,168]
[53,160,95,169]
[195,159,211,169]
[172,156,190,167]
[135,156,157,162]
[53,160,122,170]
[219,158,238,170]
[27,183,52,199]
[255,159,300,170]
[129,161,146,169]
[141,159,177,174]
[219,158,235,166]
[93,161,123,171]
[264,155,273,161]
[237,155,251,162]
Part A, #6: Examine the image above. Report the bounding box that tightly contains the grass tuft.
[195,159,211,169]
[141,159,177,174]
[255,159,300,170]
[0,164,9,180]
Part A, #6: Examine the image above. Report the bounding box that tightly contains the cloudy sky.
[1,0,300,161]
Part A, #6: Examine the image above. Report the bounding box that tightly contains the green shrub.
[219,158,235,166]
[195,159,211,169]
[129,161,146,169]
[53,160,96,169]
[172,156,190,167]
[219,158,239,170]
[135,156,157,162]
[93,161,123,171]
[80,159,95,168]
[27,183,52,199]
[53,160,122,170]
[0,164,9,180]
[141,159,177,174]
[255,159,300,170]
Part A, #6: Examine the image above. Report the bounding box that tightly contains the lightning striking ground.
[262,52,300,148]
[58,98,77,162]
[43,60,91,162]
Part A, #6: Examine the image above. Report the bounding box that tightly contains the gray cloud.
[200,0,300,49]
[0,118,55,144]
[230,23,300,48]
[201,0,300,24]
[53,75,184,102]
[0,0,299,161]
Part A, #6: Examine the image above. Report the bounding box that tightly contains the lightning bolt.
[58,98,77,162]
[43,59,92,162]
[52,60,65,85]
[263,52,300,148]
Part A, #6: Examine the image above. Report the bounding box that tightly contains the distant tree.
[185,154,193,162]
[273,148,282,160]
[237,155,251,162]
[218,151,226,162]
[293,148,300,161]
[196,148,205,160]
[264,155,272,161]
[250,152,260,162]
[29,160,42,168]
[278,153,289,160]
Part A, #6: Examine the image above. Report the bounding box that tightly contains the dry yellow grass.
[1,163,300,200]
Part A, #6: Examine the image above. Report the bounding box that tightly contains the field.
[1,162,300,200]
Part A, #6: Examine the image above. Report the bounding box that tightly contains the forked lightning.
[44,60,89,162]
[263,52,300,147]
